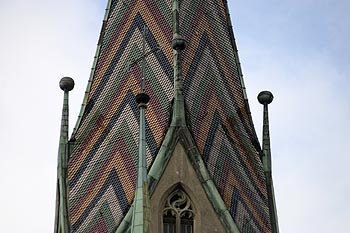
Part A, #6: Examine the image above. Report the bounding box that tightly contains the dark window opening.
[163,189,194,233]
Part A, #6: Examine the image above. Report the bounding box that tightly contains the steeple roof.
[64,0,273,232]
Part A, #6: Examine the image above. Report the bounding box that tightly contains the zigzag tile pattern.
[180,0,271,231]
[68,1,174,232]
[68,0,271,232]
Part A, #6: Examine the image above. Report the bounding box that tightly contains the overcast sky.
[0,0,349,232]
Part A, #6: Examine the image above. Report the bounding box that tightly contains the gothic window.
[163,189,194,233]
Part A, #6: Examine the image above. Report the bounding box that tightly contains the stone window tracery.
[163,189,194,233]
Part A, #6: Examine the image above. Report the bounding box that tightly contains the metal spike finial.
[171,0,186,127]
[131,26,151,233]
[55,77,74,233]
[258,90,279,233]
[258,90,273,171]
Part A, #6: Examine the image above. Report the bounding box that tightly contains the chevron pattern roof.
[67,0,271,232]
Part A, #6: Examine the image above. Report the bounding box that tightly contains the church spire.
[65,1,280,232]
[171,0,186,127]
[55,77,74,233]
[130,26,151,233]
[258,91,279,233]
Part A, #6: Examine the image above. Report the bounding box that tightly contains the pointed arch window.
[163,189,194,233]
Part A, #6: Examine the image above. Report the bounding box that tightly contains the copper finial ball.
[59,77,75,92]
[258,91,274,105]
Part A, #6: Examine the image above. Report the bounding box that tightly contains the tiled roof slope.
[67,0,271,232]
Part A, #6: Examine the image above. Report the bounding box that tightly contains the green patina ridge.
[55,81,73,233]
[115,1,240,232]
[55,0,280,232]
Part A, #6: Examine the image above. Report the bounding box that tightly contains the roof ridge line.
[71,0,113,139]
[222,0,261,146]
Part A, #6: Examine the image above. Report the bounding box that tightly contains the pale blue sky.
[0,0,348,232]
[231,1,350,232]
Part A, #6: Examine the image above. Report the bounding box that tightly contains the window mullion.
[176,214,181,233]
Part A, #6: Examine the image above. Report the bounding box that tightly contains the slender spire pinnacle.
[55,77,74,233]
[171,0,187,127]
[258,90,279,233]
[131,26,151,233]
[258,91,273,173]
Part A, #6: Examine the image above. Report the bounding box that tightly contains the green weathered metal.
[180,129,241,233]
[115,1,241,232]
[130,94,151,233]
[258,91,279,233]
[130,25,151,233]
[55,78,74,233]
[145,127,241,233]
[170,0,186,128]
[114,205,133,233]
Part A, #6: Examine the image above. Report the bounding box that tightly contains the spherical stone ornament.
[172,33,186,51]
[258,91,274,105]
[59,77,75,92]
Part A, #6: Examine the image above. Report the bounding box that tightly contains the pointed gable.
[150,143,226,233]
